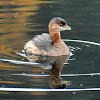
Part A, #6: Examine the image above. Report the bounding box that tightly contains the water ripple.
[63,39,100,46]
[12,73,100,77]
[0,87,100,92]
[0,59,38,65]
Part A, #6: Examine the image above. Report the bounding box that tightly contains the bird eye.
[61,21,66,26]
[59,24,63,27]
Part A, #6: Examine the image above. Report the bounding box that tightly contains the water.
[0,0,100,99]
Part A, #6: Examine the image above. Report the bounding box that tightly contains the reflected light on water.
[0,0,53,57]
[0,81,21,84]
[0,0,100,98]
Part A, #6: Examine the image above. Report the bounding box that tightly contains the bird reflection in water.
[25,53,71,89]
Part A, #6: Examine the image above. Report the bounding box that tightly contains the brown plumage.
[24,17,71,56]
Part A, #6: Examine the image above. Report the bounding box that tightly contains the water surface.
[0,0,100,100]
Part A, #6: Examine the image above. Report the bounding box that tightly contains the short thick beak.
[63,25,71,30]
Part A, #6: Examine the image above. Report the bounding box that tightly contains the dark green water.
[0,0,100,100]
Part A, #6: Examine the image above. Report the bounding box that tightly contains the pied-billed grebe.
[24,17,71,56]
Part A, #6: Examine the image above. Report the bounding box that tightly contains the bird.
[24,17,71,56]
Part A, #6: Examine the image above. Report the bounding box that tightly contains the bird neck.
[50,31,62,43]
[49,27,61,44]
